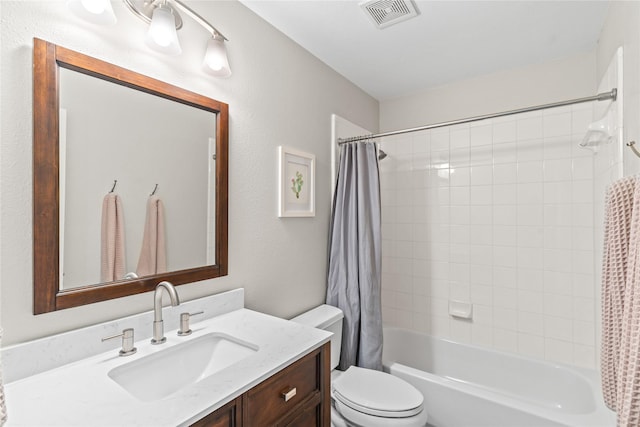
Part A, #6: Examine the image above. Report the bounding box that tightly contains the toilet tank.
[291,304,343,370]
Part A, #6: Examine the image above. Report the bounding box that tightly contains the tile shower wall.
[380,103,599,368]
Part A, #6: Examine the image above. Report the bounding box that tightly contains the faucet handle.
[177,311,204,336]
[102,328,137,357]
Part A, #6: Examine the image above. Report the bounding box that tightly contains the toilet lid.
[333,366,424,418]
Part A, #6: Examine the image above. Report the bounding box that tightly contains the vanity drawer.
[245,346,322,425]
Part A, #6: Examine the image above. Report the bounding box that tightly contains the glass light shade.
[203,36,231,77]
[67,0,117,25]
[146,5,182,55]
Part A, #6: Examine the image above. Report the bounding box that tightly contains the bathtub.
[382,328,615,427]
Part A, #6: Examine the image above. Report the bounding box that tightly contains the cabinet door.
[191,397,242,427]
[280,401,322,427]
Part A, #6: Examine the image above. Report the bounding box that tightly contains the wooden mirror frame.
[33,38,228,314]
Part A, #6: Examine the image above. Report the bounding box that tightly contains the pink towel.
[100,193,126,282]
[601,175,640,425]
[136,195,166,277]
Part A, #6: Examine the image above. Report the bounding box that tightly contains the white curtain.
[326,141,383,371]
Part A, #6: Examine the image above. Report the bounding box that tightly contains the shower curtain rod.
[337,89,618,145]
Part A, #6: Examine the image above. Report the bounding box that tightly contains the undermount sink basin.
[108,332,258,402]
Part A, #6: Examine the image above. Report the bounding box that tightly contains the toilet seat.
[332,366,424,418]
[333,398,428,427]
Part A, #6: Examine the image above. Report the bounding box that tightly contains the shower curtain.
[326,141,383,371]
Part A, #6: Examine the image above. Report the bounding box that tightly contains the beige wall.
[0,0,378,345]
[597,1,640,176]
[380,52,596,131]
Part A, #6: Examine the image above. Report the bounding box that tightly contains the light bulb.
[81,0,105,14]
[146,5,181,55]
[67,0,117,25]
[203,35,231,77]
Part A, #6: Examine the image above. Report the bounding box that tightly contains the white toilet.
[292,304,428,427]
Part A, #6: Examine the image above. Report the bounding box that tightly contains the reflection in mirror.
[33,38,228,314]
[60,68,216,289]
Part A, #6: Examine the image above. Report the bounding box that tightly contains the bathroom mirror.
[33,38,228,314]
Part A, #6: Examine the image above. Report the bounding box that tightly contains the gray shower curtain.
[326,141,383,371]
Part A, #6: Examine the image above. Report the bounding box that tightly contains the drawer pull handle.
[282,387,297,402]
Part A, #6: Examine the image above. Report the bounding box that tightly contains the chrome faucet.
[151,281,181,344]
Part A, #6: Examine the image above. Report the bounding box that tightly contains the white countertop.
[4,308,331,426]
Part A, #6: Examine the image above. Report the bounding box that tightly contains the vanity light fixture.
[67,0,232,77]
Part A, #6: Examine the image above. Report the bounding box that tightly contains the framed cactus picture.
[278,146,316,217]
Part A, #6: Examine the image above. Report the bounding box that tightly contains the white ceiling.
[239,0,610,101]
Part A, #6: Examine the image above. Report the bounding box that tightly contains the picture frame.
[278,146,316,217]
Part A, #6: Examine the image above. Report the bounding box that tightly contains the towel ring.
[627,141,640,159]
[110,180,117,193]
[150,184,158,196]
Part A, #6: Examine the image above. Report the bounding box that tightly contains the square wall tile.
[518,291,544,315]
[493,225,517,246]
[471,165,493,185]
[544,316,573,341]
[493,266,517,288]
[517,139,544,162]
[545,338,573,365]
[517,310,544,335]
[544,136,573,160]
[493,141,518,164]
[518,333,545,359]
[493,121,517,144]
[517,183,544,204]
[517,117,544,140]
[544,158,573,182]
[471,284,493,306]
[518,226,544,248]
[494,164,517,184]
[450,148,471,168]
[470,205,492,225]
[472,325,494,347]
[450,167,470,187]
[494,328,519,352]
[517,268,543,292]
[430,130,449,151]
[544,181,572,204]
[517,205,543,226]
[471,125,493,147]
[543,113,572,138]
[450,128,470,150]
[517,160,543,183]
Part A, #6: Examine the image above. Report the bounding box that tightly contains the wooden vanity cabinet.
[191,342,330,427]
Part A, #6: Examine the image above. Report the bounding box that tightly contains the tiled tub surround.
[380,103,600,368]
[2,289,331,426]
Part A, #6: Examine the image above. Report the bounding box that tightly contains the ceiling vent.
[360,0,419,29]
